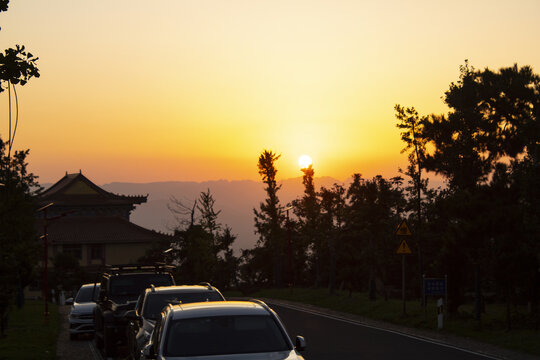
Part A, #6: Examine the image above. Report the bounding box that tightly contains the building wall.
[105,243,153,264]
[38,205,133,220]
[47,242,153,267]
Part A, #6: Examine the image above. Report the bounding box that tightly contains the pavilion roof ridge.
[38,171,148,205]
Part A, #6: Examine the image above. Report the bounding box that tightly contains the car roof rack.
[104,263,175,274]
[249,299,271,312]
[198,282,213,290]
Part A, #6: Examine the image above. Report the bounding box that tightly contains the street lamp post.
[37,203,54,318]
[36,203,74,319]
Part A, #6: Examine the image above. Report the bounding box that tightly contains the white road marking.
[270,301,501,360]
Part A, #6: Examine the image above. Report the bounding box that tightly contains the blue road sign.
[425,278,446,296]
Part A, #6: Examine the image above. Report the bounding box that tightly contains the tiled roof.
[37,216,172,244]
[38,172,147,206]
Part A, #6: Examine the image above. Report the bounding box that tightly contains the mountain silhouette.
[101,177,344,252]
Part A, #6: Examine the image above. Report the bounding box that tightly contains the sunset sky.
[1,0,540,184]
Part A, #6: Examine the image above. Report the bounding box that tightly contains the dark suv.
[126,283,225,360]
[94,264,175,358]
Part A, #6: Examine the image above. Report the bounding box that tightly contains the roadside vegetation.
[235,61,540,334]
[248,288,540,357]
[0,300,59,360]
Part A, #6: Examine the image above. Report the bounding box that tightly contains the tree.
[510,155,540,328]
[319,184,346,294]
[0,137,40,334]
[173,224,216,284]
[213,226,239,289]
[0,3,40,331]
[1,2,40,160]
[292,164,323,287]
[253,150,285,287]
[346,174,405,300]
[410,61,540,316]
[169,189,238,289]
[50,253,86,296]
[197,188,221,236]
[168,196,197,229]
[395,105,429,285]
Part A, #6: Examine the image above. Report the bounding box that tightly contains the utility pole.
[396,220,412,317]
[37,203,54,318]
[37,203,74,319]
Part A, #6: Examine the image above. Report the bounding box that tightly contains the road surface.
[57,302,538,360]
[269,301,500,360]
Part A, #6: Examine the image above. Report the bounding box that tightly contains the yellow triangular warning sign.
[395,220,412,236]
[396,239,412,254]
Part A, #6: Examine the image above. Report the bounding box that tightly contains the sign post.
[395,220,412,317]
[423,275,448,328]
[437,298,444,329]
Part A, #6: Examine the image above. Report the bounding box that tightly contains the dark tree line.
[0,0,40,335]
[241,62,540,330]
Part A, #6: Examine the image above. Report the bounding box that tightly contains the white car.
[66,283,100,340]
[142,300,306,359]
[126,283,225,360]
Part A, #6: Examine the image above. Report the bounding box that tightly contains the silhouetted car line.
[125,283,225,360]
[66,283,100,340]
[141,299,306,360]
[94,264,175,358]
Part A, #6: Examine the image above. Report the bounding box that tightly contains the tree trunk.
[328,235,336,294]
[474,265,481,322]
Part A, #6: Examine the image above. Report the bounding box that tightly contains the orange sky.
[1,0,540,184]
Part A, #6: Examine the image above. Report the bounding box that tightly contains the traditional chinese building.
[36,171,171,271]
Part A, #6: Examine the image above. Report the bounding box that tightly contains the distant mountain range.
[41,175,444,253]
[100,177,345,253]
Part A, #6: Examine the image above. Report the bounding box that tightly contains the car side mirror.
[142,342,156,359]
[295,336,306,351]
[65,298,73,306]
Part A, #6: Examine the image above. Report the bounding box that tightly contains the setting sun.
[298,155,313,169]
[1,1,539,184]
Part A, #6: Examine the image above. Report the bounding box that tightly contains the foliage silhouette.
[0,137,40,335]
[251,150,285,287]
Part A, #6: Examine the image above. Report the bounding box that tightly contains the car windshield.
[164,315,291,357]
[143,292,224,320]
[109,274,172,297]
[75,285,100,303]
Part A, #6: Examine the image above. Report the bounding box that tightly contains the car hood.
[161,350,303,360]
[71,302,96,315]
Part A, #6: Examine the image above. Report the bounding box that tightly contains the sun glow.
[298,155,313,169]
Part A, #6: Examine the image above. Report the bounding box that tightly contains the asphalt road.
[58,302,535,360]
[269,302,497,360]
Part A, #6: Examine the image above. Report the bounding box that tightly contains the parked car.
[126,283,225,360]
[94,264,175,358]
[66,283,100,340]
[141,300,306,360]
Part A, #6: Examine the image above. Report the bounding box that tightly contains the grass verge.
[245,287,540,357]
[0,300,60,360]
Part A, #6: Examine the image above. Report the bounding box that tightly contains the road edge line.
[269,300,502,360]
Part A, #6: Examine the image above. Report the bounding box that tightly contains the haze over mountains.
[101,177,345,253]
